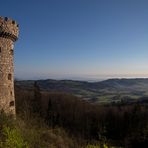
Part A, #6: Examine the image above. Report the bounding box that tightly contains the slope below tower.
[0,16,19,115]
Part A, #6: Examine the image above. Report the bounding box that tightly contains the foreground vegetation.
[0,112,79,148]
[0,82,148,147]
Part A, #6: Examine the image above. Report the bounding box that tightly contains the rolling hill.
[15,78,148,103]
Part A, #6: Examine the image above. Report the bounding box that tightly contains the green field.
[15,78,148,104]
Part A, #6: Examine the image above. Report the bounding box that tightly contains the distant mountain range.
[15,78,148,104]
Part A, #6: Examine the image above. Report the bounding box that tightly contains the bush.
[0,126,28,148]
[0,112,28,148]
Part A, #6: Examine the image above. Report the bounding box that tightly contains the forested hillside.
[11,82,148,147]
[15,78,148,103]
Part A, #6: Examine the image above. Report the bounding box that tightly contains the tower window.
[10,49,14,55]
[9,101,14,107]
[8,74,12,80]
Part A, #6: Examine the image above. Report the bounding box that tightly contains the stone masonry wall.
[0,16,19,115]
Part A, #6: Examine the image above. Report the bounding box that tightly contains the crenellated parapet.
[0,16,19,42]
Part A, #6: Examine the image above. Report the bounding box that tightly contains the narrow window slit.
[8,73,12,80]
[10,49,14,55]
[10,101,14,107]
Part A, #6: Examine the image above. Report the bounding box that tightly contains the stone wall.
[0,16,19,115]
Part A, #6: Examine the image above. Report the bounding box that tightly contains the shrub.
[0,112,28,148]
[0,126,28,148]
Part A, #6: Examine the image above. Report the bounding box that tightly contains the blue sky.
[1,0,148,80]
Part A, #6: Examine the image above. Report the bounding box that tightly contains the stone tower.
[0,16,19,115]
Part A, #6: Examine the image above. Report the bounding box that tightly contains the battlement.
[0,16,19,42]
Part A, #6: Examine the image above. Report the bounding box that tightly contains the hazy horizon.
[15,73,148,82]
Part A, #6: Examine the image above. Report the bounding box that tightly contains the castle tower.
[0,16,19,115]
